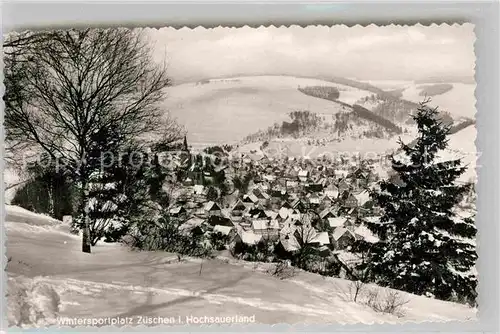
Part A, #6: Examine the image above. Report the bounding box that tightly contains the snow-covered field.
[440,124,478,182]
[6,205,476,328]
[361,79,476,120]
[400,83,476,120]
[164,76,373,147]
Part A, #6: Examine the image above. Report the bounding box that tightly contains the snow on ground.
[359,79,414,91]
[164,76,372,147]
[237,132,416,163]
[400,83,476,119]
[439,124,478,182]
[4,168,22,204]
[6,206,476,328]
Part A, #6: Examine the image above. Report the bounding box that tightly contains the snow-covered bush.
[267,260,296,280]
[365,288,410,317]
[127,212,212,258]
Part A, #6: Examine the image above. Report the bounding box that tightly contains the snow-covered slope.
[361,81,476,121]
[6,206,475,327]
[4,168,22,204]
[163,76,374,148]
[440,124,477,182]
[400,83,476,119]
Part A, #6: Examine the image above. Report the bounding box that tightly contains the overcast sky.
[146,24,475,84]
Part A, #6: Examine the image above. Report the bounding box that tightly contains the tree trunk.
[48,181,54,217]
[81,176,91,254]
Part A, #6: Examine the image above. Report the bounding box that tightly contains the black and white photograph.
[4,24,478,327]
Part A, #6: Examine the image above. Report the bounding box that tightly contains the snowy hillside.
[440,124,478,182]
[163,76,374,148]
[6,205,475,327]
[400,83,476,119]
[163,75,475,150]
[361,80,476,120]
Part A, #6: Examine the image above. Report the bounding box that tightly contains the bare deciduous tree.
[4,28,183,253]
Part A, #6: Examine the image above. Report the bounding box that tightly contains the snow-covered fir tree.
[355,100,477,305]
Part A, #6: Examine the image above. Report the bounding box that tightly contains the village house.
[320,194,334,210]
[337,179,350,194]
[264,210,279,220]
[275,234,300,259]
[353,224,379,243]
[327,217,348,229]
[331,227,356,250]
[298,170,310,183]
[183,177,194,186]
[251,219,280,239]
[235,230,263,246]
[311,231,331,247]
[336,169,349,179]
[320,207,337,221]
[324,183,339,195]
[307,193,321,208]
[353,190,371,207]
[344,193,358,208]
[169,205,187,218]
[213,224,237,241]
[289,209,301,221]
[285,179,299,190]
[242,193,259,205]
[305,182,323,193]
[246,205,267,219]
[231,199,247,217]
[208,214,234,228]
[179,217,206,237]
[334,251,362,279]
[291,198,307,213]
[204,201,222,217]
[252,187,271,205]
[193,184,208,197]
